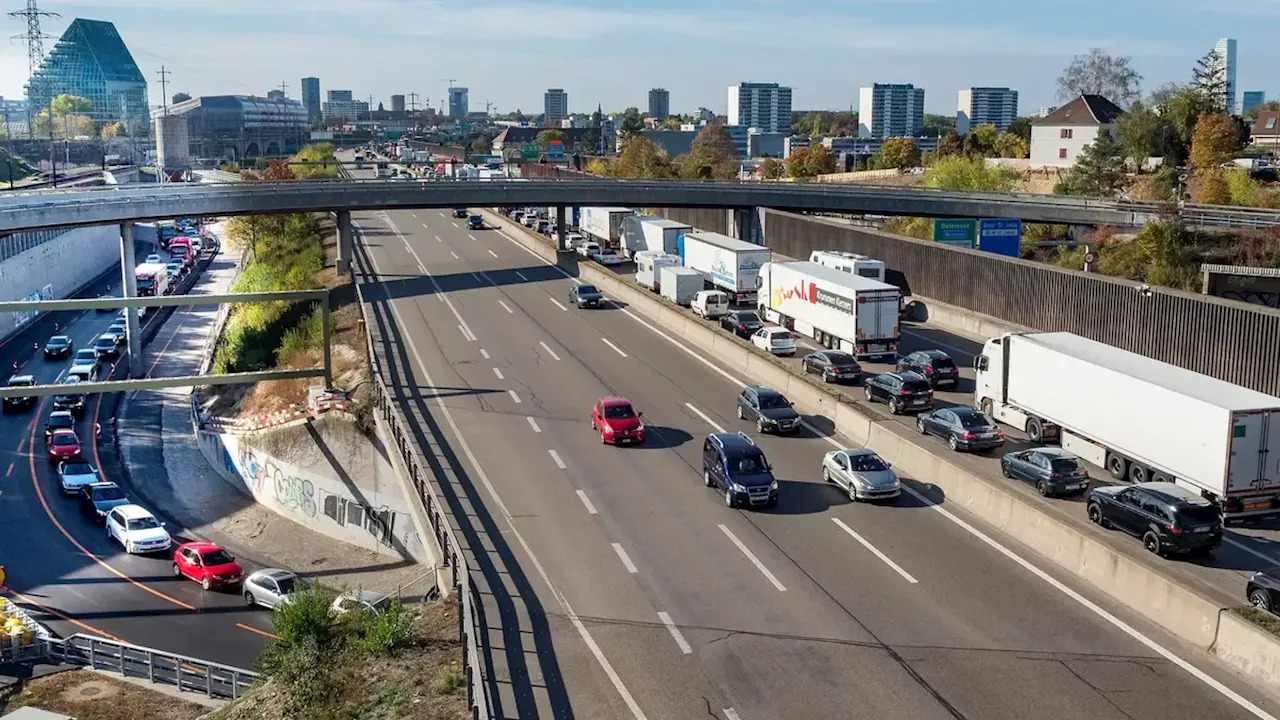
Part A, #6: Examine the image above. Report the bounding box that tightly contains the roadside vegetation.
[0,147,37,184]
[1236,606,1280,638]
[209,586,468,720]
[0,669,206,720]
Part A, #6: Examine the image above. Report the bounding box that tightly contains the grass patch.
[0,669,207,720]
[1235,606,1280,637]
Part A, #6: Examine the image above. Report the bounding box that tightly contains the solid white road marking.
[359,225,648,720]
[550,298,568,311]
[832,518,918,584]
[526,417,542,433]
[657,611,692,654]
[499,300,514,314]
[723,709,743,720]
[718,525,786,592]
[1226,537,1280,567]
[684,403,725,433]
[549,449,567,470]
[480,348,490,359]
[450,251,459,259]
[538,341,561,362]
[515,271,528,281]
[488,249,499,258]
[458,324,475,342]
[411,212,417,218]
[493,368,504,380]
[612,543,639,574]
[576,489,598,515]
[602,338,628,357]
[508,390,522,404]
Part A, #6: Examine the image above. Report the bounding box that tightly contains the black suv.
[1086,481,1222,557]
[736,386,800,434]
[452,208,468,218]
[896,350,960,388]
[863,372,933,415]
[720,311,763,339]
[93,334,120,359]
[45,410,76,439]
[1246,568,1280,613]
[3,375,37,412]
[701,432,778,509]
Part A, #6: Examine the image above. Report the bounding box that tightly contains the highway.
[353,199,1279,719]
[0,241,272,669]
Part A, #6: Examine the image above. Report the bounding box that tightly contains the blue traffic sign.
[977,218,1023,257]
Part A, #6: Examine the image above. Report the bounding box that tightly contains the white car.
[594,250,623,266]
[752,327,797,356]
[66,364,95,384]
[578,241,601,258]
[243,569,309,609]
[105,504,171,554]
[145,254,162,264]
[58,461,100,496]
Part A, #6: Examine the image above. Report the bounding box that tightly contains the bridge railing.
[38,634,258,701]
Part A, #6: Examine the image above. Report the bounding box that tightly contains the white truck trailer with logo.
[581,207,632,247]
[755,261,900,360]
[678,231,771,305]
[973,331,1280,520]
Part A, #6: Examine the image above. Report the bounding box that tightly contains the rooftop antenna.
[278,81,288,98]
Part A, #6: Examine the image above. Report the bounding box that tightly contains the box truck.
[755,261,900,360]
[634,251,682,292]
[660,266,703,306]
[619,215,663,259]
[641,218,691,256]
[580,207,631,246]
[677,231,771,305]
[134,263,170,297]
[973,331,1280,519]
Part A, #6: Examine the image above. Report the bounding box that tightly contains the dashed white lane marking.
[450,251,459,259]
[719,525,786,592]
[493,368,504,380]
[488,249,498,258]
[576,489,598,515]
[508,390,522,404]
[601,338,628,357]
[480,348,490,359]
[549,449,567,470]
[832,518,918,584]
[684,403,725,433]
[499,300,514,314]
[539,341,561,361]
[612,543,639,574]
[657,611,692,654]
[550,297,568,311]
[526,417,542,433]
[469,234,478,241]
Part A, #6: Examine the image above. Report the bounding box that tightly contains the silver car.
[330,589,392,616]
[821,448,901,501]
[242,569,308,609]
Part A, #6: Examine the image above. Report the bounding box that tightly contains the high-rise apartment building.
[1243,91,1266,115]
[448,87,469,119]
[648,88,670,119]
[327,89,353,103]
[544,88,569,123]
[1212,38,1238,114]
[24,19,149,135]
[858,84,925,139]
[727,82,791,133]
[390,94,406,113]
[956,87,1018,134]
[301,77,320,120]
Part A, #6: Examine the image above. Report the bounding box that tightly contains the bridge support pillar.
[555,205,567,252]
[336,210,353,275]
[119,222,142,378]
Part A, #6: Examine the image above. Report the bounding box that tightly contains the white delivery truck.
[134,263,171,297]
[809,250,886,282]
[660,266,703,306]
[755,261,900,360]
[619,215,664,259]
[640,218,691,256]
[581,207,632,248]
[973,332,1280,519]
[634,251,682,292]
[678,231,771,305]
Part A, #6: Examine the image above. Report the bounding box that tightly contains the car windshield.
[826,353,857,367]
[931,357,956,369]
[727,454,766,475]
[577,285,598,294]
[52,435,78,447]
[1048,457,1085,473]
[94,338,113,347]
[738,313,761,324]
[47,337,68,346]
[8,378,33,387]
[276,576,305,594]
[76,350,96,360]
[759,394,789,410]
[848,453,890,472]
[63,462,92,474]
[202,550,234,565]
[127,516,161,531]
[93,486,125,501]
[49,416,73,428]
[604,404,635,419]
[957,412,990,428]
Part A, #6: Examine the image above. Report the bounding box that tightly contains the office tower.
[858,83,925,139]
[390,94,405,113]
[24,19,148,134]
[1212,38,1238,113]
[327,89,353,103]
[301,77,320,120]
[727,82,792,133]
[544,88,568,123]
[448,87,469,118]
[957,87,1018,134]
[648,88,670,119]
[1243,91,1266,115]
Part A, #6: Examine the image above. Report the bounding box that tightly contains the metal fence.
[37,634,257,701]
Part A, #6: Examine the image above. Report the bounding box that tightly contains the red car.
[172,541,244,591]
[46,429,82,463]
[590,396,645,445]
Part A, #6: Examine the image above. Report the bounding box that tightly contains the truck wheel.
[1025,417,1044,443]
[1128,463,1149,484]
[980,399,993,416]
[1106,453,1128,481]
[1152,472,1173,483]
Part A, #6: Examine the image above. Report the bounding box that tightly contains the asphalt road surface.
[352,202,1279,720]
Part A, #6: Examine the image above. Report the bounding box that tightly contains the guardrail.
[352,270,493,720]
[41,634,257,701]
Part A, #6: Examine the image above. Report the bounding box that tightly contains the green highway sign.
[520,143,539,159]
[933,219,977,248]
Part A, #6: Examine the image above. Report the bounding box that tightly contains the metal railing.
[351,264,493,720]
[40,634,257,701]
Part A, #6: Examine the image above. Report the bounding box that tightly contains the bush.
[257,584,342,710]
[922,155,1016,191]
[358,597,415,655]
[433,662,465,695]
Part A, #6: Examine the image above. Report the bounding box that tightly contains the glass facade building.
[161,95,308,161]
[25,19,149,136]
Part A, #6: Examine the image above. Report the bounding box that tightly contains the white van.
[188,236,203,256]
[691,290,730,319]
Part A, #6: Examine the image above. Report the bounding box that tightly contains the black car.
[1246,568,1280,613]
[78,482,129,523]
[896,350,960,388]
[45,410,76,439]
[720,311,763,339]
[44,335,73,359]
[53,377,87,416]
[1000,447,1091,497]
[2,375,37,411]
[917,407,1004,452]
[1086,481,1223,557]
[801,351,861,384]
[863,372,933,415]
[701,432,778,509]
[452,208,468,218]
[468,215,485,230]
[93,334,119,359]
[569,284,603,308]
[736,386,801,434]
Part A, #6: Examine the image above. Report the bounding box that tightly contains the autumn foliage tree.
[993,132,1029,159]
[785,144,837,178]
[869,138,920,170]
[756,157,784,180]
[678,123,739,179]
[1189,113,1242,170]
[260,158,297,181]
[1189,169,1231,204]
[934,131,964,158]
[616,136,676,178]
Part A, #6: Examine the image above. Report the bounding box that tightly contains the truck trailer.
[634,251,682,292]
[619,215,664,259]
[134,263,170,297]
[640,218,690,256]
[755,261,900,360]
[659,266,703,306]
[580,207,632,247]
[973,331,1280,519]
[677,231,771,305]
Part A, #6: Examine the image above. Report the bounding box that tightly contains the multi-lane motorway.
[353,196,1279,719]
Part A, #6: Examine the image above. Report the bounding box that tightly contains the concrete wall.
[192,414,433,563]
[0,225,125,342]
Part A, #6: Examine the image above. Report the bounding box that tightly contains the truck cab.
[973,335,1060,443]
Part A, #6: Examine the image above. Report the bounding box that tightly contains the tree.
[993,132,1029,159]
[1054,132,1126,197]
[1056,48,1142,107]
[470,135,492,154]
[1189,169,1231,204]
[290,143,338,179]
[963,124,999,157]
[1189,112,1242,169]
[1162,86,1218,155]
[1114,101,1173,168]
[678,123,739,180]
[757,157,784,180]
[575,129,600,155]
[1192,50,1229,112]
[657,117,682,130]
[260,158,296,181]
[869,138,920,170]
[585,157,615,176]
[1007,117,1032,143]
[534,129,566,152]
[101,121,127,138]
[785,144,837,178]
[934,130,963,158]
[1246,101,1280,121]
[618,107,644,139]
[615,136,675,178]
[923,155,1015,191]
[690,122,738,158]
[922,114,956,138]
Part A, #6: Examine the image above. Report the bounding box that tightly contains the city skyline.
[1,0,1278,116]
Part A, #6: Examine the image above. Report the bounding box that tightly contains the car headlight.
[769,480,779,491]
[730,483,746,493]
[96,509,107,516]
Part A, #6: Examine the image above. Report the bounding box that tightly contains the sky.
[0,0,1278,117]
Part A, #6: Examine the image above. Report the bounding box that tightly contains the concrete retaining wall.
[1212,610,1280,688]
[0,225,127,342]
[486,208,1279,689]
